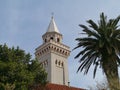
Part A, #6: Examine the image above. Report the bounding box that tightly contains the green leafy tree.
[0,44,47,90]
[74,13,120,89]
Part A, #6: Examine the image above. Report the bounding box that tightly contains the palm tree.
[74,13,120,89]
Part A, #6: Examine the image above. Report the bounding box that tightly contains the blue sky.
[0,0,120,89]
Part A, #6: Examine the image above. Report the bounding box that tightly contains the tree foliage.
[74,13,120,89]
[0,44,47,90]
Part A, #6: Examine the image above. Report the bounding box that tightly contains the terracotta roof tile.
[32,83,85,90]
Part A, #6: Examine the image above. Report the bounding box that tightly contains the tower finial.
[51,12,54,19]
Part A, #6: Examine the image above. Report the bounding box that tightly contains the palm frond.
[112,30,120,38]
[74,46,94,59]
[82,29,100,39]
[79,49,95,62]
[100,13,107,29]
[111,15,120,28]
[87,20,98,31]
[77,52,98,74]
[93,62,99,78]
[76,37,97,42]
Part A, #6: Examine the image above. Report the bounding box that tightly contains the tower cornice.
[35,40,70,58]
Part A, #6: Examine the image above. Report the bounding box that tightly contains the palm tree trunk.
[102,55,119,90]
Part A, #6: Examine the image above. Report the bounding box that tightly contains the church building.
[35,16,84,90]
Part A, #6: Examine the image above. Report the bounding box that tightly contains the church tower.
[35,16,70,85]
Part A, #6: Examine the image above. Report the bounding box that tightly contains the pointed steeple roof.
[47,16,60,33]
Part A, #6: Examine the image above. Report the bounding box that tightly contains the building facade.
[35,16,70,85]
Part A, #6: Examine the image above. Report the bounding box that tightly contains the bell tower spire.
[42,16,62,43]
[35,16,70,85]
[46,15,60,33]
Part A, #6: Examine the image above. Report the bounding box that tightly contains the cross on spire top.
[51,12,54,19]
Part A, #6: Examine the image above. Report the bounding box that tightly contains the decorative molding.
[35,40,70,58]
[41,60,48,68]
